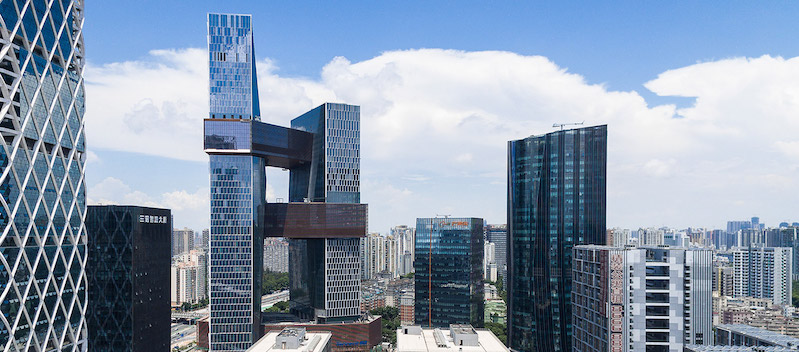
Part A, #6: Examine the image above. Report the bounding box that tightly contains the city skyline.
[80,3,799,233]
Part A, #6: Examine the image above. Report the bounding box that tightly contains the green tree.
[400,272,415,279]
[262,270,289,295]
[263,300,290,313]
[370,307,400,345]
[793,281,799,307]
[484,322,507,345]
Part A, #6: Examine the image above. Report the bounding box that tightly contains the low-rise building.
[484,299,506,324]
[716,297,799,337]
[399,291,415,326]
[715,324,799,349]
[396,325,508,351]
[247,327,331,352]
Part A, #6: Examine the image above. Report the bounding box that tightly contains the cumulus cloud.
[88,176,209,228]
[84,49,799,230]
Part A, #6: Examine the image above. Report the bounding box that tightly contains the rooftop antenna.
[553,121,585,131]
[436,214,451,219]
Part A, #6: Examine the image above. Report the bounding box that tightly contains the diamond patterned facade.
[0,1,87,351]
[85,206,171,352]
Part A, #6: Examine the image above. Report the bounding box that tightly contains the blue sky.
[82,2,799,232]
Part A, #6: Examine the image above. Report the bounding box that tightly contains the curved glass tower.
[507,125,606,352]
[0,1,87,351]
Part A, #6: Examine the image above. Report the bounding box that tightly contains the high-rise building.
[172,249,208,306]
[0,1,87,350]
[393,225,416,276]
[362,233,386,280]
[414,217,484,328]
[484,241,495,280]
[732,247,793,306]
[485,224,507,287]
[639,227,665,246]
[572,246,713,352]
[205,13,367,351]
[713,264,734,297]
[202,228,210,249]
[172,227,194,257]
[507,125,607,352]
[727,220,752,235]
[385,234,399,278]
[263,238,289,273]
[86,206,171,352]
[606,227,630,247]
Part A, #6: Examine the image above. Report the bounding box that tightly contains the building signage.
[610,252,624,352]
[139,215,168,224]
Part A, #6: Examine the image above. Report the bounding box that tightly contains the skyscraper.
[572,246,713,352]
[86,206,171,352]
[414,217,484,328]
[0,1,87,350]
[205,13,367,351]
[206,13,266,351]
[507,125,607,352]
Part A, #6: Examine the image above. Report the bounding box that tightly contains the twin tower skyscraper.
[205,14,367,351]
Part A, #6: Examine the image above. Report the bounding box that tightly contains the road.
[171,323,196,350]
[261,290,290,310]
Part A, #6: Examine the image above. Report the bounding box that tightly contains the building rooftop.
[396,325,508,352]
[718,324,799,347]
[247,327,331,352]
[686,346,795,352]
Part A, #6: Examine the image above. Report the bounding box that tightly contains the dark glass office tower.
[414,217,484,328]
[0,1,87,350]
[86,206,171,352]
[507,125,607,352]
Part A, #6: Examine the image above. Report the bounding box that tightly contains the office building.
[0,1,87,349]
[396,325,509,352]
[86,206,171,351]
[247,328,331,352]
[414,217,484,327]
[507,125,607,352]
[732,247,792,306]
[264,238,289,273]
[485,224,507,287]
[172,227,194,256]
[205,13,367,350]
[572,246,713,352]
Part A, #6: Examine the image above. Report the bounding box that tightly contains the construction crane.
[553,121,585,131]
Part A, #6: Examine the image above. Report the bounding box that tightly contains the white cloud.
[85,49,799,231]
[88,176,209,228]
